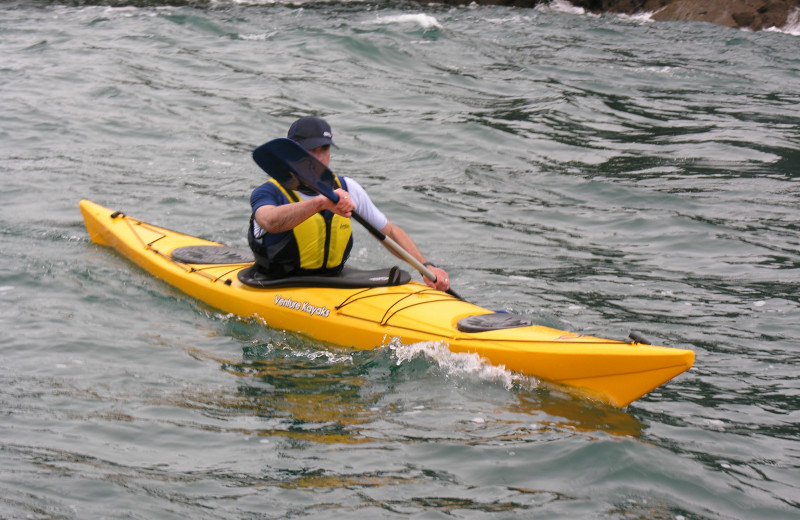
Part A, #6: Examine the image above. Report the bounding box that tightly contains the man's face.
[309,144,331,166]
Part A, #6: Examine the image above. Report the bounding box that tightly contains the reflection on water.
[165,341,378,444]
[513,392,644,438]
[165,331,645,449]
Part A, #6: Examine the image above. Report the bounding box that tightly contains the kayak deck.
[80,199,695,407]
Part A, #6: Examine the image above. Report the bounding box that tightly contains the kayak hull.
[80,199,694,407]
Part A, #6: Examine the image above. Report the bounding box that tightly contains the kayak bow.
[79,199,694,407]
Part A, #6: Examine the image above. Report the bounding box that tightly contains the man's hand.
[324,188,354,217]
[424,265,450,292]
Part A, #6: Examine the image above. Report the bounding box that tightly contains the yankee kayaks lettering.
[79,199,694,407]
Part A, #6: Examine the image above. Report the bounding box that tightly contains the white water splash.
[238,32,278,41]
[536,0,587,16]
[766,7,800,36]
[372,13,442,30]
[617,11,656,24]
[284,346,354,364]
[388,339,538,391]
[221,0,278,5]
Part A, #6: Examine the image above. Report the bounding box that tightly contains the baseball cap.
[287,116,337,150]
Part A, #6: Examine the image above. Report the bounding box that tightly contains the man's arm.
[254,188,354,233]
[381,220,450,291]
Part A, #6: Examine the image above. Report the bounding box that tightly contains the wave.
[535,0,586,16]
[371,13,442,30]
[616,10,656,24]
[766,6,800,36]
[388,339,539,391]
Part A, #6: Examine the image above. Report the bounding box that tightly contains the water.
[2,1,799,518]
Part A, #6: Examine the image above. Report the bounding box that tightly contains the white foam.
[293,347,353,364]
[536,0,586,16]
[220,0,278,5]
[617,11,656,24]
[389,340,537,390]
[238,32,278,41]
[372,13,442,30]
[766,7,800,36]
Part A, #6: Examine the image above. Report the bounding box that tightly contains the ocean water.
[1,1,798,518]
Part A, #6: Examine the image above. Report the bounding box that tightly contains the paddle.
[252,138,461,299]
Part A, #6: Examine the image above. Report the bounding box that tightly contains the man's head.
[288,116,336,151]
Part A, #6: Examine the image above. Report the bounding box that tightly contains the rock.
[642,0,796,31]
[435,0,800,32]
[574,0,799,31]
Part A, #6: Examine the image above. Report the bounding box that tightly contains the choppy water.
[2,1,799,518]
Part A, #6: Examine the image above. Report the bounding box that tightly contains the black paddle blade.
[252,138,338,201]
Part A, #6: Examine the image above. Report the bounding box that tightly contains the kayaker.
[248,116,451,292]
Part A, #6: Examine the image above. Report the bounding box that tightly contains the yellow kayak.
[79,199,694,407]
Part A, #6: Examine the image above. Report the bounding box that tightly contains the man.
[249,116,451,292]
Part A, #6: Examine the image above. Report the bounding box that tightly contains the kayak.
[79,199,694,407]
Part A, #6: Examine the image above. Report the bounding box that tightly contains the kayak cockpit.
[237,265,412,289]
[170,245,412,290]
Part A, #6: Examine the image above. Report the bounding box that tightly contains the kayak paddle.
[252,138,461,299]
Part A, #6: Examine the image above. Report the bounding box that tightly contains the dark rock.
[732,9,757,27]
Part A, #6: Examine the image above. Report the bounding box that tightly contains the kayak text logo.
[274,295,331,318]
